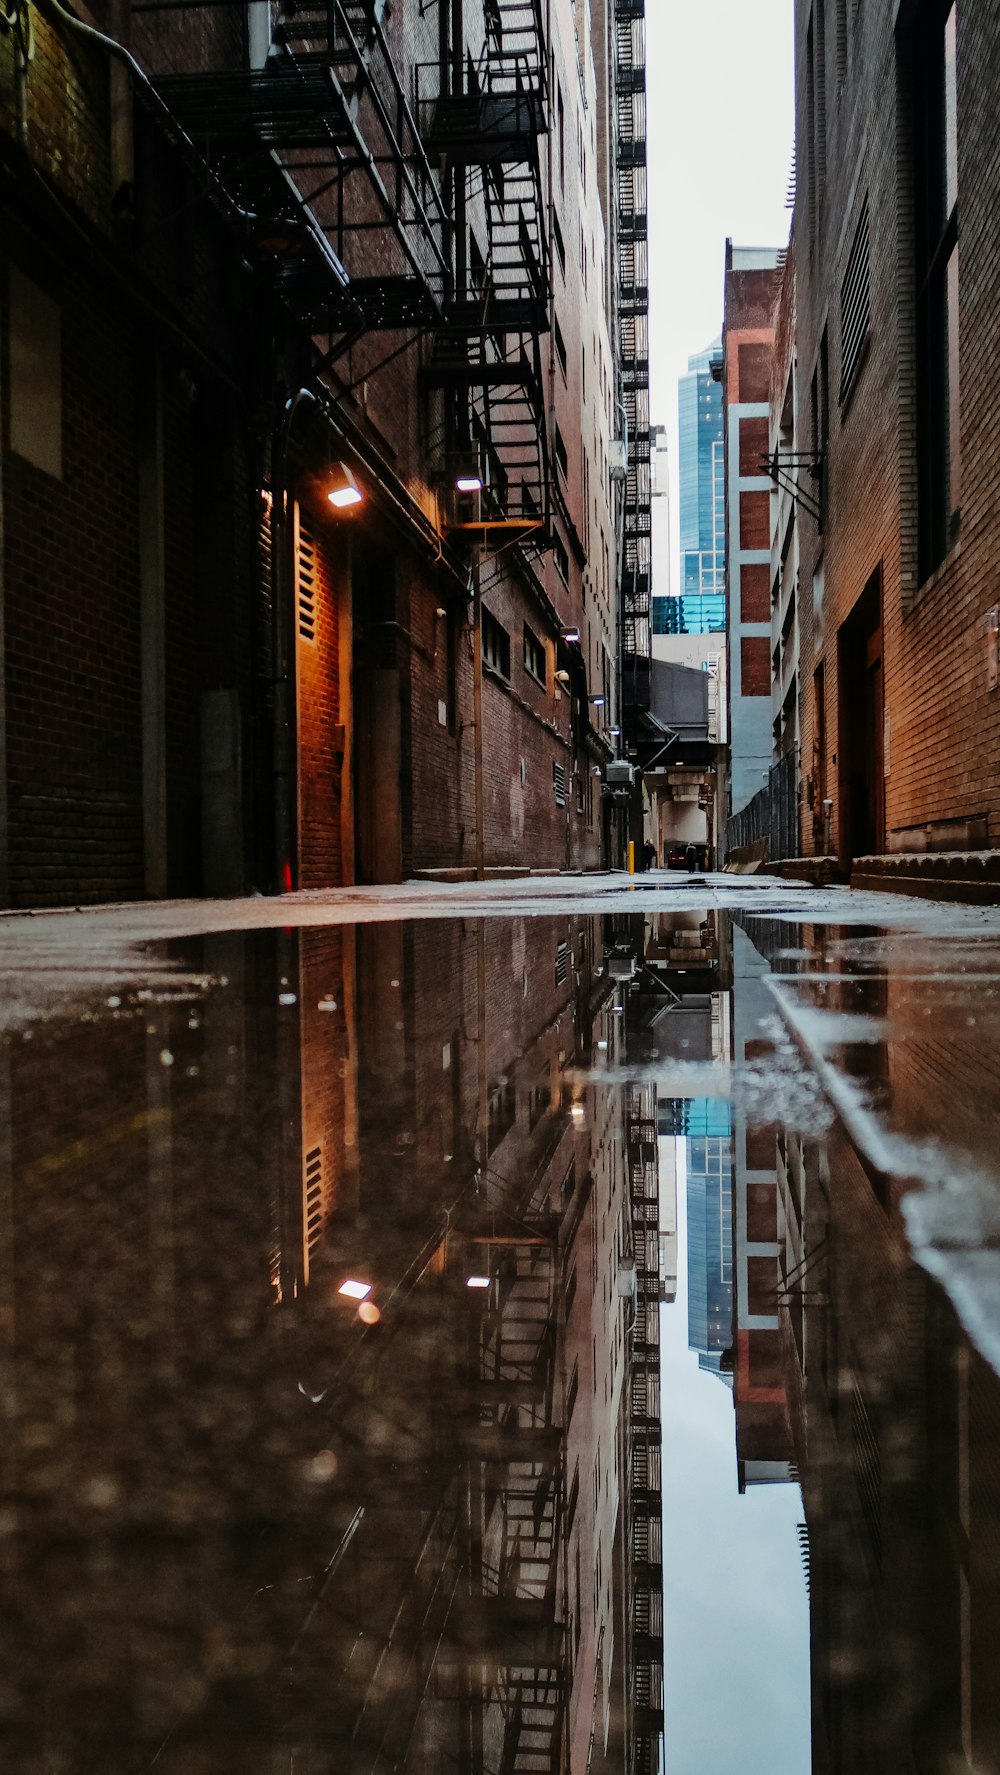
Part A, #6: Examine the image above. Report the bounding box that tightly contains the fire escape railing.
[471,1197,567,1775]
[624,1084,664,1775]
[142,0,450,336]
[419,0,551,540]
[614,0,651,678]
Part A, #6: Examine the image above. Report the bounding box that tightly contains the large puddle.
[2,890,1000,1772]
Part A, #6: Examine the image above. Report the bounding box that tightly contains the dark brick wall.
[792,0,1000,858]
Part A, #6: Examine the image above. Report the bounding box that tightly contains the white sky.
[660,1136,811,1773]
[646,0,796,591]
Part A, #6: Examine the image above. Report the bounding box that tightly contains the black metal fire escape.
[461,1177,566,1773]
[614,0,652,702]
[624,1083,665,1775]
[148,0,450,337]
[419,0,551,539]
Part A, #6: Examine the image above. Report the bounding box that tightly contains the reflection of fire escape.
[151,0,449,336]
[615,0,651,688]
[625,1084,665,1775]
[472,1212,566,1771]
[421,0,551,538]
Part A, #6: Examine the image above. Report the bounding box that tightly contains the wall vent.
[841,195,870,397]
[296,521,318,643]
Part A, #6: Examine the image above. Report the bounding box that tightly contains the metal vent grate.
[296,521,318,643]
[840,195,870,397]
[553,761,567,806]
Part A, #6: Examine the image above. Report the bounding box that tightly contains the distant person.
[642,840,657,872]
[685,842,697,872]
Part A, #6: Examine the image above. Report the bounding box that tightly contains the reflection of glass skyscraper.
[652,342,725,636]
[685,1097,734,1385]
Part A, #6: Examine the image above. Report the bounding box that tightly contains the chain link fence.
[725,749,799,862]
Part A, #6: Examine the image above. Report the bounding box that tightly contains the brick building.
[718,246,783,836]
[780,0,1000,873]
[0,0,642,906]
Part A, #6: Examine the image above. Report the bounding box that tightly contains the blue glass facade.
[652,342,725,639]
[684,1097,734,1383]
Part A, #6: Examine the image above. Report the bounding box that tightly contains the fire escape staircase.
[614,0,652,683]
[419,0,551,539]
[150,0,450,335]
[624,1085,665,1775]
[471,1231,567,1773]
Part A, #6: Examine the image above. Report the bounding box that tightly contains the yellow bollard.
[628,840,635,875]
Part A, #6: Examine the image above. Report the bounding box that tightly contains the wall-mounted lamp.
[608,724,621,736]
[327,462,364,509]
[555,669,571,684]
[589,694,606,708]
[455,472,483,493]
[561,627,581,643]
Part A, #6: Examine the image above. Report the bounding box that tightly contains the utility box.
[605,759,635,788]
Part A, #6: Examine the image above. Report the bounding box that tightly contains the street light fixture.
[589,695,606,708]
[337,1278,372,1301]
[561,627,581,643]
[455,472,483,493]
[327,462,364,508]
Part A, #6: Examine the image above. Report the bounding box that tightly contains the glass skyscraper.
[652,342,725,636]
[683,1097,734,1385]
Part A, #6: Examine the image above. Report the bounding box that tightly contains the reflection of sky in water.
[662,1136,811,1774]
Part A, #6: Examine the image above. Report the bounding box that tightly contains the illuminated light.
[569,1103,585,1121]
[281,858,293,893]
[608,725,621,736]
[327,462,363,508]
[466,1275,491,1289]
[456,473,483,493]
[561,627,581,643]
[589,694,606,707]
[597,1039,609,1050]
[357,1301,381,1324]
[338,1278,372,1301]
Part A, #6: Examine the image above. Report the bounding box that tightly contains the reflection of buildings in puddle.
[0,915,665,1772]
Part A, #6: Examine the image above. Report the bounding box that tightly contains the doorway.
[836,571,884,870]
[352,540,403,884]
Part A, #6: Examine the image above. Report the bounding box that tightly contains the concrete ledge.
[771,856,840,887]
[851,850,1000,904]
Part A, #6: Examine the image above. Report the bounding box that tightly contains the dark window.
[553,314,567,376]
[552,532,569,583]
[553,213,566,273]
[840,195,870,397]
[913,0,960,579]
[481,608,510,678]
[488,1077,516,1150]
[524,623,546,686]
[554,423,569,480]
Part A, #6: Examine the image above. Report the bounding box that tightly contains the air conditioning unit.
[605,759,635,788]
[608,439,628,480]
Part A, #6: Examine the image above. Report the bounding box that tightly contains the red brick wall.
[738,342,772,403]
[739,416,770,477]
[741,564,771,625]
[741,637,771,698]
[739,491,771,552]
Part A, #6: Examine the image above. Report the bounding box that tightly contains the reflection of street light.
[327,462,364,508]
[337,1278,372,1300]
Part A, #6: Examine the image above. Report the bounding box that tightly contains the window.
[553,213,566,274]
[554,423,569,480]
[523,623,546,686]
[913,0,960,577]
[481,608,510,678]
[553,313,567,376]
[835,0,848,92]
[840,196,870,398]
[552,531,569,583]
